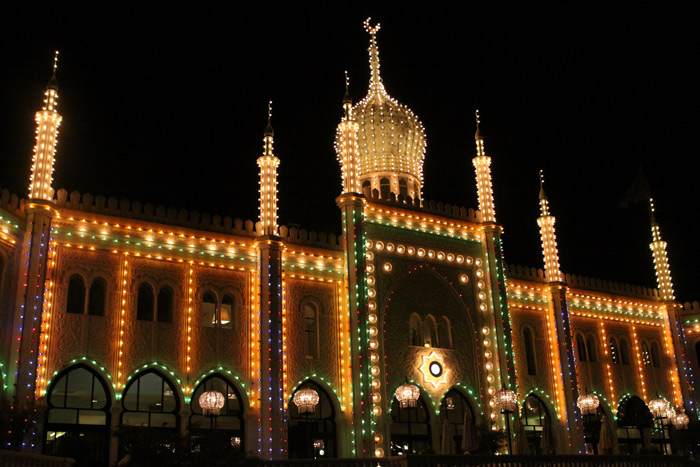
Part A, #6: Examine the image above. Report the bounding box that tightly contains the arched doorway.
[190,374,245,452]
[521,394,554,454]
[390,390,432,455]
[440,388,477,453]
[616,396,654,455]
[288,381,337,459]
[44,364,111,466]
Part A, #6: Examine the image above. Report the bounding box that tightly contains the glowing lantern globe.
[199,390,225,416]
[672,412,689,430]
[395,383,420,408]
[493,388,517,414]
[293,388,320,414]
[648,396,670,419]
[576,392,600,415]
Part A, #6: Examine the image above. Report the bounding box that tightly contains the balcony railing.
[0,450,74,467]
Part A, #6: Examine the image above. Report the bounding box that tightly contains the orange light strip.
[544,286,565,420]
[186,262,193,392]
[250,267,260,410]
[631,325,648,401]
[117,252,129,390]
[281,269,288,410]
[36,238,59,396]
[337,280,351,412]
[599,321,616,413]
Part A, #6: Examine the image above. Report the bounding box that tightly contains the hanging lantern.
[662,406,677,425]
[576,392,600,415]
[493,388,517,413]
[293,388,320,414]
[395,383,420,408]
[648,396,670,419]
[199,390,225,416]
[230,436,241,447]
[672,412,690,430]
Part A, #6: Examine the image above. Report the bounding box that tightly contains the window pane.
[138,373,164,412]
[122,411,149,427]
[137,284,154,321]
[49,374,68,408]
[48,408,78,424]
[202,292,217,327]
[150,413,177,428]
[157,287,174,323]
[88,279,106,316]
[78,410,107,425]
[67,276,86,314]
[65,368,94,409]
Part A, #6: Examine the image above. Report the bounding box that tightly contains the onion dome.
[350,19,426,200]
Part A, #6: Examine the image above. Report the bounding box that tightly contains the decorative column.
[472,112,517,423]
[255,106,286,458]
[537,173,583,453]
[648,199,693,415]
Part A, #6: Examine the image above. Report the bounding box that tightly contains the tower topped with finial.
[537,170,562,282]
[258,100,280,236]
[264,100,274,137]
[364,18,383,91]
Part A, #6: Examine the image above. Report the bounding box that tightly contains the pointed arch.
[438,316,452,349]
[66,274,87,314]
[522,325,537,375]
[120,368,181,428]
[423,314,438,348]
[156,285,174,323]
[409,313,422,346]
[609,337,620,364]
[650,341,661,368]
[136,282,155,321]
[521,392,556,455]
[439,387,478,453]
[87,277,107,316]
[288,379,338,459]
[586,335,598,362]
[576,333,588,362]
[389,382,433,455]
[301,298,320,358]
[619,338,631,365]
[641,341,652,367]
[189,373,245,450]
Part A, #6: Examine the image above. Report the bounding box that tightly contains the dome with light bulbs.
[350,19,426,200]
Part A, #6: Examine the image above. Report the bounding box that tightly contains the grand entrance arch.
[288,381,337,459]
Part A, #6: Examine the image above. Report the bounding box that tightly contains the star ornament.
[420,351,450,389]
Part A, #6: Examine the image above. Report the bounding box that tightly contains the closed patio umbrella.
[513,415,530,455]
[461,412,478,453]
[598,415,619,455]
[441,419,456,454]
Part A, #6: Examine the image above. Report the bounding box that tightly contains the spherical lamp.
[293,388,320,414]
[199,390,225,416]
[672,412,689,430]
[493,388,517,414]
[648,396,670,419]
[395,383,420,408]
[576,392,600,415]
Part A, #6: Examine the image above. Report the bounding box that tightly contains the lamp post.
[395,383,420,454]
[576,391,600,454]
[648,395,670,454]
[494,388,517,454]
[293,387,320,458]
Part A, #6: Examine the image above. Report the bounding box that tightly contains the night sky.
[2,5,699,301]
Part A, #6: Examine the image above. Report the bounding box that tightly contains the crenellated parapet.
[362,185,479,222]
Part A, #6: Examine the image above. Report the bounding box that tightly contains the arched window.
[202,291,217,327]
[380,177,390,198]
[44,365,111,465]
[399,179,408,198]
[586,335,597,363]
[620,338,631,365]
[576,334,588,362]
[641,342,652,367]
[409,313,422,346]
[221,294,236,329]
[362,180,371,192]
[423,315,437,348]
[66,275,86,314]
[190,374,244,450]
[303,301,319,358]
[87,278,106,316]
[289,381,337,459]
[440,389,476,454]
[438,316,452,349]
[121,370,179,428]
[616,395,654,455]
[650,342,661,368]
[523,327,537,375]
[136,283,155,321]
[390,388,432,455]
[522,394,554,454]
[157,286,174,323]
[609,338,620,364]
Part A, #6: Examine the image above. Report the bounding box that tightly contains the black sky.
[1,4,699,301]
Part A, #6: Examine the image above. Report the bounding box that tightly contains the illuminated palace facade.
[1,22,698,465]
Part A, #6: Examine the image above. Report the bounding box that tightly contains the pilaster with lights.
[648,199,693,415]
[471,113,517,437]
[10,54,62,424]
[537,173,583,452]
[255,106,286,458]
[336,78,372,454]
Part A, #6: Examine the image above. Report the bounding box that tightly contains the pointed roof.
[264,100,274,137]
[47,50,59,91]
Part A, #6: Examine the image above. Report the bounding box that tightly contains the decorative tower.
[346,18,426,202]
[29,51,62,201]
[647,199,693,414]
[470,112,518,449]
[255,101,286,458]
[10,54,62,448]
[336,72,361,194]
[537,171,563,282]
[257,101,280,236]
[535,171,583,452]
[473,110,496,222]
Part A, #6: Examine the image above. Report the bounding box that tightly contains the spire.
[475,110,486,157]
[343,71,353,121]
[29,51,63,200]
[539,170,550,216]
[264,100,274,138]
[648,198,674,300]
[258,101,280,236]
[364,18,384,92]
[475,109,483,141]
[537,170,562,282]
[472,109,496,222]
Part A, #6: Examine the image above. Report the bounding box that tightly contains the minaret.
[536,171,583,452]
[336,72,361,194]
[537,171,563,282]
[473,110,496,222]
[10,54,62,439]
[29,51,62,201]
[257,101,280,236]
[648,199,693,414]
